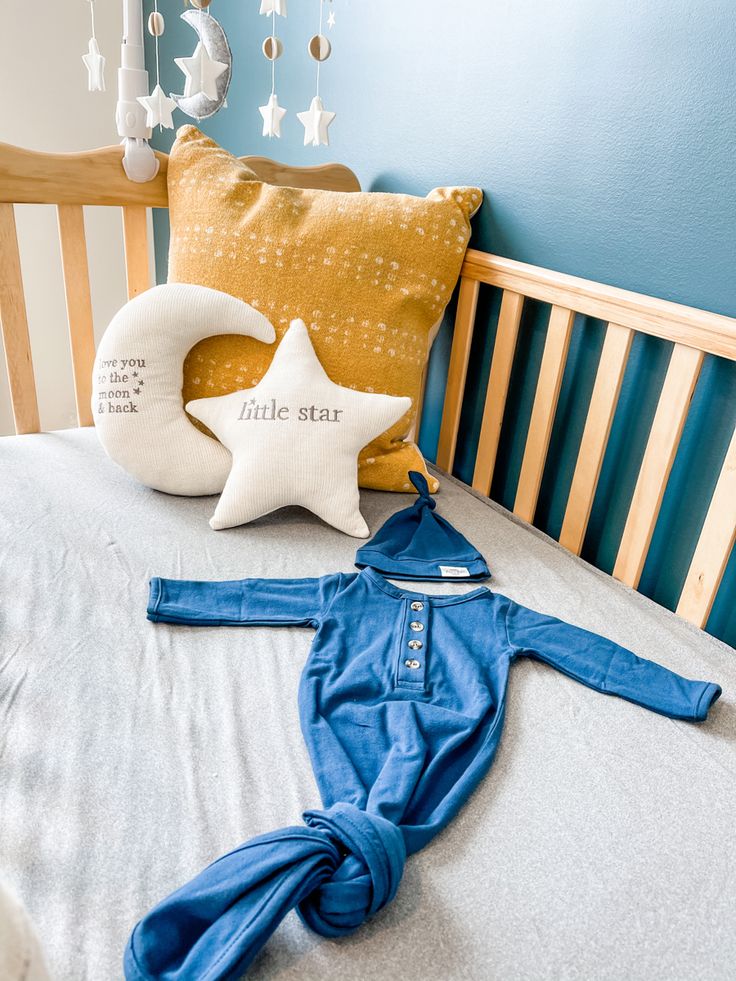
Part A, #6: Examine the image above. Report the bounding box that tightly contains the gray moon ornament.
[173,9,232,120]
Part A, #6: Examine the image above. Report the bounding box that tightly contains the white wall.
[0,1,150,435]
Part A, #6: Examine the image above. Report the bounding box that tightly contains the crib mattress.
[1,428,734,981]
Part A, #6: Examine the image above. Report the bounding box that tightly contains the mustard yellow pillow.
[168,125,481,492]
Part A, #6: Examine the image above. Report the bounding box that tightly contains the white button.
[404,659,421,669]
[410,621,424,632]
[410,601,424,611]
[408,639,423,650]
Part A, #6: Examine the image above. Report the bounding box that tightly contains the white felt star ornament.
[297,96,336,147]
[187,320,411,537]
[138,85,177,130]
[82,37,105,92]
[260,0,287,15]
[175,43,227,101]
[327,10,336,28]
[259,94,287,138]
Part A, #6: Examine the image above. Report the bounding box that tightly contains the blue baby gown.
[125,569,721,980]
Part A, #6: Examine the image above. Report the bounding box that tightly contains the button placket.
[396,599,428,689]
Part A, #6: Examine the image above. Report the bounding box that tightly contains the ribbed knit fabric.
[92,284,275,496]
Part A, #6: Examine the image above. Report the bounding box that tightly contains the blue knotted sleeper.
[125,569,721,980]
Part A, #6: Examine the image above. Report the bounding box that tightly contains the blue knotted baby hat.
[355,471,490,581]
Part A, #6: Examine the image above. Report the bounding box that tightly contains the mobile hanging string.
[259,0,288,138]
[297,0,336,146]
[137,2,177,131]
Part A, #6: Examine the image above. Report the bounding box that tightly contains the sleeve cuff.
[694,682,722,721]
[147,577,163,620]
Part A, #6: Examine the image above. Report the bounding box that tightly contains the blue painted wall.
[148,0,736,647]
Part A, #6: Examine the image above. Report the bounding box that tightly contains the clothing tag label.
[439,565,470,578]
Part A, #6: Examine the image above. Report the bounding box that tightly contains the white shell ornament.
[148,12,165,37]
[308,34,331,62]
[173,9,232,120]
[262,36,283,61]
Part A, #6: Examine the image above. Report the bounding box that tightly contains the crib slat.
[0,203,39,434]
[436,277,480,472]
[57,205,96,427]
[122,206,150,300]
[472,290,524,495]
[559,323,633,554]
[413,365,428,443]
[513,305,575,523]
[613,343,704,588]
[676,425,736,628]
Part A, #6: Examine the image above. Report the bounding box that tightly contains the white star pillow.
[187,319,411,537]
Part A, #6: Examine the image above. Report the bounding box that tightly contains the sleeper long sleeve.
[504,599,721,722]
[147,574,343,627]
[127,568,722,981]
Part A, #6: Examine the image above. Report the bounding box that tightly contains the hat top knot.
[409,470,437,509]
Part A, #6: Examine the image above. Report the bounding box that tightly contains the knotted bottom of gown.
[123,802,406,981]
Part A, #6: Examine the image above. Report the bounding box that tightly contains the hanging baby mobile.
[138,3,177,129]
[297,0,336,146]
[81,1,340,142]
[82,0,105,93]
[173,0,233,120]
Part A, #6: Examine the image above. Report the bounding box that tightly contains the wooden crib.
[1,140,734,634]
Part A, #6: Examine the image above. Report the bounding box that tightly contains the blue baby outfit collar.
[362,568,490,605]
[356,471,491,582]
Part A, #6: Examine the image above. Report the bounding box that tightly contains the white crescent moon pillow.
[92,283,275,495]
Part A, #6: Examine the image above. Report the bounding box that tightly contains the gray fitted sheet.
[1,428,734,981]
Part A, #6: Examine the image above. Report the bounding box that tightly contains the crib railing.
[0,140,360,435]
[1,140,734,633]
[437,250,736,630]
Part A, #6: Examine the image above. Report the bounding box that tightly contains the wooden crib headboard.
[1,140,734,633]
[0,141,360,439]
